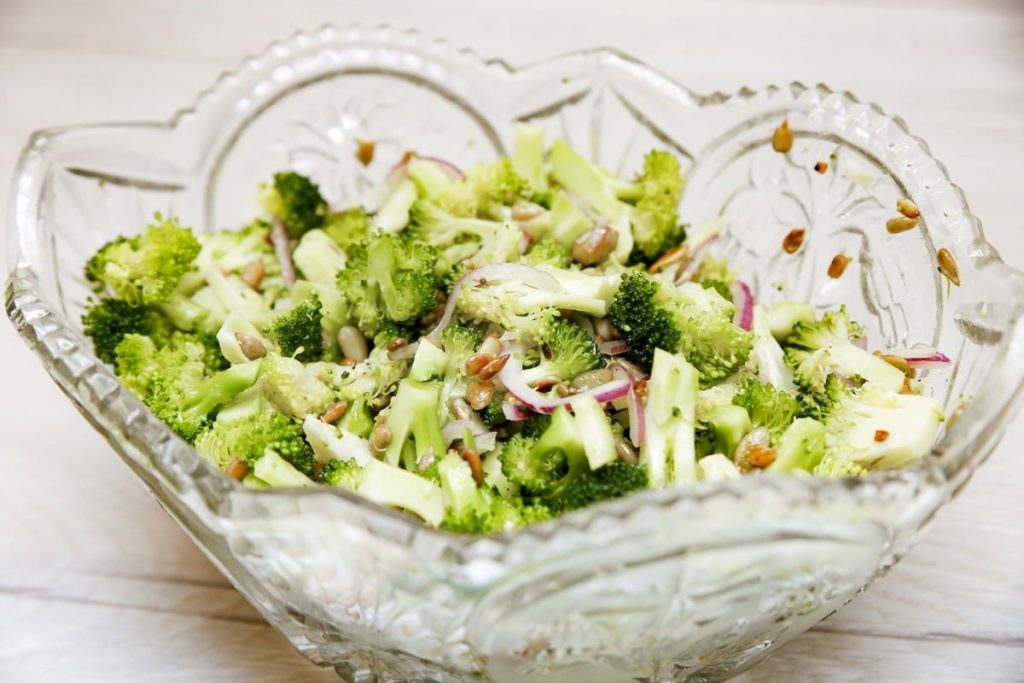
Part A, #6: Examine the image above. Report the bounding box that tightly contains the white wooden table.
[1,1,1022,681]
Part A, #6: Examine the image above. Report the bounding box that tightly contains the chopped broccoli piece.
[336,232,439,338]
[322,207,371,250]
[766,300,817,341]
[609,270,753,385]
[480,399,508,427]
[628,150,685,261]
[568,394,618,470]
[253,449,315,488]
[293,230,347,286]
[732,378,800,442]
[521,317,602,384]
[441,488,553,534]
[500,406,588,500]
[264,293,323,361]
[382,377,447,467]
[260,171,327,238]
[701,404,751,458]
[441,324,486,366]
[82,298,170,364]
[511,123,548,198]
[694,256,734,302]
[559,462,648,512]
[318,457,363,489]
[407,200,513,268]
[523,238,572,268]
[85,215,201,305]
[698,453,742,482]
[259,354,335,419]
[196,409,314,475]
[114,333,259,442]
[783,307,905,393]
[357,458,444,526]
[641,349,699,487]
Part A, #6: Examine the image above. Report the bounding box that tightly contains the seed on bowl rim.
[937,247,960,286]
[323,400,349,425]
[241,258,265,289]
[874,429,890,443]
[827,254,850,279]
[886,215,919,234]
[226,458,249,481]
[896,198,920,219]
[813,160,829,174]
[771,119,793,153]
[355,139,375,166]
[782,228,806,254]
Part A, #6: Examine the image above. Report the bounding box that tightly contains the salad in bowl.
[8,25,1023,682]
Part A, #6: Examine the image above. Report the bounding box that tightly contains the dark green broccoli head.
[322,207,371,250]
[85,215,201,305]
[82,298,171,364]
[523,317,602,383]
[262,171,327,238]
[609,271,753,386]
[629,150,685,261]
[265,293,323,361]
[558,462,648,512]
[196,410,314,475]
[480,398,508,428]
[500,407,588,499]
[732,378,800,441]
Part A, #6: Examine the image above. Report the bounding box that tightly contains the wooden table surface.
[1,1,1022,681]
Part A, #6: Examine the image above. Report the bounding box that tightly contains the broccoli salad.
[81,123,950,533]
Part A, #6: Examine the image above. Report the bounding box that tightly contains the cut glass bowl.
[6,25,1024,683]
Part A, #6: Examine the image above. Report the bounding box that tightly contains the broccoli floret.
[523,238,572,268]
[766,301,817,341]
[519,191,594,247]
[442,487,553,533]
[260,171,327,238]
[318,457,363,489]
[817,382,944,473]
[181,330,230,374]
[783,307,905,393]
[339,399,374,439]
[407,200,512,268]
[252,450,316,488]
[480,399,508,427]
[196,409,314,475]
[82,298,170,364]
[336,232,439,338]
[259,354,335,419]
[499,406,588,499]
[522,318,602,384]
[264,293,323,361]
[462,157,534,218]
[641,349,699,487]
[511,123,548,199]
[441,324,486,366]
[609,271,753,385]
[195,219,274,274]
[320,346,410,404]
[628,150,685,261]
[322,207,371,250]
[732,378,800,442]
[358,458,445,526]
[559,462,648,512]
[382,377,447,467]
[114,334,259,442]
[694,256,734,302]
[85,214,201,305]
[456,266,612,339]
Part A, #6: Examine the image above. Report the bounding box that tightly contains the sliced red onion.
[882,346,952,369]
[615,358,650,381]
[387,340,419,361]
[599,339,631,356]
[676,235,720,283]
[386,153,463,185]
[425,263,561,342]
[417,155,464,180]
[499,345,631,415]
[730,280,754,331]
[502,401,530,421]
[854,335,868,351]
[269,219,296,288]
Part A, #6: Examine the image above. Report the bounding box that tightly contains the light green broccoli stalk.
[196,409,316,475]
[641,349,699,487]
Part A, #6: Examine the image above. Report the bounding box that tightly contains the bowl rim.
[7,22,1024,548]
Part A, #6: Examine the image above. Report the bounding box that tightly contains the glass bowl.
[6,25,1024,683]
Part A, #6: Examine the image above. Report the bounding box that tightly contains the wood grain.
[1,1,1022,681]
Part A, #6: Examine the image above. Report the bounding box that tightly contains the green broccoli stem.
[180,362,260,422]
[383,378,447,467]
[531,406,589,499]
